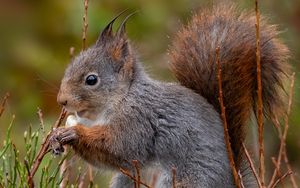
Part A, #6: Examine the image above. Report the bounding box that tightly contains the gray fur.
[53,2,290,187]
[58,42,234,187]
[107,68,233,187]
[54,4,275,187]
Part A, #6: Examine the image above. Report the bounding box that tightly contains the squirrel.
[49,3,290,188]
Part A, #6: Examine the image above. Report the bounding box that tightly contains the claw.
[49,127,78,156]
[52,146,64,156]
[50,139,64,156]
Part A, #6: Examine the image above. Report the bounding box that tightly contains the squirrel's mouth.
[76,109,98,121]
[64,108,88,118]
[76,110,88,118]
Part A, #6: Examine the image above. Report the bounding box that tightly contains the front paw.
[49,127,79,155]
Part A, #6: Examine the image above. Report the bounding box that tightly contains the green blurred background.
[0,0,299,186]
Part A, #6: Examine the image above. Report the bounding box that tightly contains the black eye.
[85,74,98,86]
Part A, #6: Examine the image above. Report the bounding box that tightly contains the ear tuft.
[117,42,134,81]
[96,10,128,46]
[117,11,139,38]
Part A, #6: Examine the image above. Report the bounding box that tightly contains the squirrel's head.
[57,13,137,120]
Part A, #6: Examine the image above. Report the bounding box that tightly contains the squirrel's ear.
[118,42,134,81]
[96,10,128,46]
[111,38,131,65]
[110,38,134,80]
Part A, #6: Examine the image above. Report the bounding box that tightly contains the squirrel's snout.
[59,99,68,106]
[57,91,68,106]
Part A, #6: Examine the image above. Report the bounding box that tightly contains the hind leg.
[152,170,172,188]
[110,173,134,188]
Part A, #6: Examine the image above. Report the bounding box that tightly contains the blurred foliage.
[0,115,111,187]
[0,117,65,187]
[0,0,299,186]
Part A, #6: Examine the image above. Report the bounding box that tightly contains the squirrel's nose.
[59,100,68,106]
[57,91,68,106]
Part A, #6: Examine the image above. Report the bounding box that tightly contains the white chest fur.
[66,113,110,128]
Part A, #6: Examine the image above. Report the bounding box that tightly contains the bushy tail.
[169,4,290,167]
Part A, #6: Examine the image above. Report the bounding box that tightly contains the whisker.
[35,74,60,90]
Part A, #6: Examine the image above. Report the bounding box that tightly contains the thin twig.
[282,73,298,188]
[0,92,10,117]
[132,160,141,188]
[88,165,93,187]
[150,171,159,188]
[78,166,89,188]
[268,119,283,187]
[269,73,296,188]
[53,108,67,129]
[78,164,94,188]
[268,121,283,187]
[69,47,75,59]
[24,160,34,188]
[119,168,151,188]
[59,158,69,188]
[270,171,293,188]
[37,107,45,138]
[59,146,70,188]
[172,167,177,188]
[238,170,245,188]
[216,47,241,188]
[284,73,295,137]
[271,157,285,188]
[28,108,67,186]
[255,0,265,186]
[75,169,82,186]
[283,150,298,188]
[242,143,262,188]
[82,0,89,50]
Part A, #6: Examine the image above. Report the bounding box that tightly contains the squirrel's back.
[169,4,290,167]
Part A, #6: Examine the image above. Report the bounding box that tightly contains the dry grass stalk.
[37,107,45,138]
[82,0,89,50]
[238,171,245,188]
[59,159,69,188]
[270,171,293,188]
[215,46,241,188]
[28,108,67,187]
[69,46,75,59]
[72,163,93,188]
[268,73,297,188]
[283,151,298,188]
[150,171,159,188]
[119,168,151,188]
[255,0,265,186]
[78,167,90,188]
[282,73,298,188]
[242,143,262,188]
[0,92,10,117]
[132,160,141,188]
[24,160,34,188]
[172,167,177,188]
[87,165,93,187]
[268,118,283,187]
[271,157,284,188]
[75,170,82,186]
